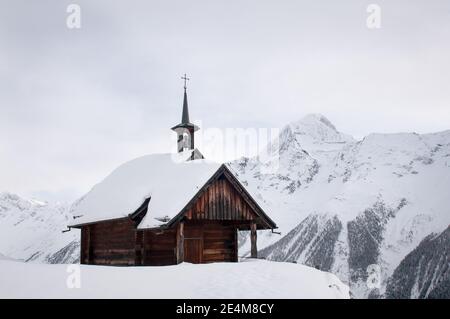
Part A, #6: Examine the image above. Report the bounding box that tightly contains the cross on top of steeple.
[181,73,190,90]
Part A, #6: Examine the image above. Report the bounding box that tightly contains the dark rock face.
[347,201,396,283]
[385,226,450,299]
[259,200,410,298]
[260,215,342,272]
[304,216,342,271]
[260,215,319,263]
[427,277,450,299]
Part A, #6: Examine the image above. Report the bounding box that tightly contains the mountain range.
[229,114,450,298]
[1,113,449,298]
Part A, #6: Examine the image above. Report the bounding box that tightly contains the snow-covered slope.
[0,192,78,263]
[1,113,448,299]
[229,114,450,298]
[0,259,349,298]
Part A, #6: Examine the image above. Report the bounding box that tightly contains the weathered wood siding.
[203,223,237,263]
[140,228,177,266]
[80,220,177,266]
[79,219,237,266]
[184,176,258,222]
[80,218,136,266]
[184,222,238,263]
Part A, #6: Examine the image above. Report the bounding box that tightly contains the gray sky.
[1,0,450,203]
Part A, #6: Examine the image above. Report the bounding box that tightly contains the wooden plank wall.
[80,220,178,266]
[203,223,237,263]
[81,219,136,266]
[79,220,239,266]
[184,177,257,222]
[184,222,238,263]
[141,228,177,266]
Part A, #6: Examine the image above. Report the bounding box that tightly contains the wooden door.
[184,238,203,264]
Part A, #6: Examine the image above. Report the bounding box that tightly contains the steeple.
[171,74,200,153]
[181,88,190,124]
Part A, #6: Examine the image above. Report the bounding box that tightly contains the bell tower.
[171,74,200,153]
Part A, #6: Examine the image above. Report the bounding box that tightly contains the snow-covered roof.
[69,151,221,228]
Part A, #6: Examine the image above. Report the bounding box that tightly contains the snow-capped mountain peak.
[229,116,450,299]
[287,114,354,144]
[290,113,339,137]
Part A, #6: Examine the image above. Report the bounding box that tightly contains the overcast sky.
[1,0,449,203]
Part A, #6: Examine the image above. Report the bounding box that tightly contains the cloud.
[1,0,449,202]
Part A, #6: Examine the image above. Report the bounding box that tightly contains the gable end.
[165,164,277,230]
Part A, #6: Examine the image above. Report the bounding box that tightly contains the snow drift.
[0,259,349,299]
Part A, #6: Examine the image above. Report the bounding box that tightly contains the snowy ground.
[0,259,349,299]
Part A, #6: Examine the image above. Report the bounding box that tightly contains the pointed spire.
[171,74,199,132]
[181,88,190,124]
